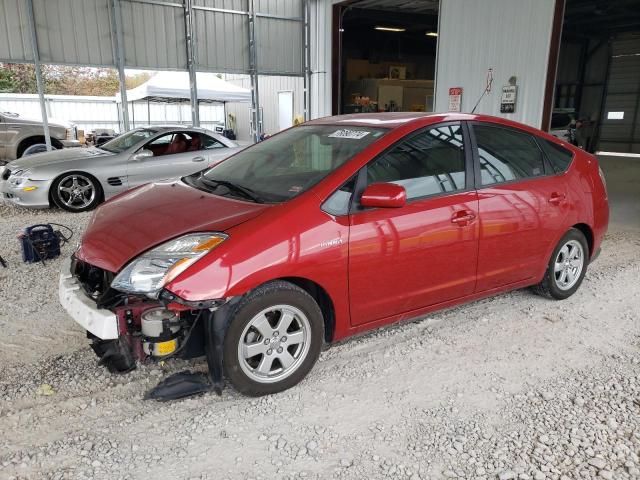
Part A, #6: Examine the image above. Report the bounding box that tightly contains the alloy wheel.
[554,239,584,291]
[237,304,311,384]
[56,174,96,210]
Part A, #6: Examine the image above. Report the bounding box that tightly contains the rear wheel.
[223,281,324,396]
[532,228,589,300]
[51,172,102,212]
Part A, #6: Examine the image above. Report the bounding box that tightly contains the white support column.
[26,0,51,151]
[184,0,199,127]
[248,0,261,142]
[111,0,130,132]
[303,0,311,121]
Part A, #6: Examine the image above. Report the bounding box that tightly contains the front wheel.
[223,281,324,396]
[532,228,589,300]
[51,172,102,212]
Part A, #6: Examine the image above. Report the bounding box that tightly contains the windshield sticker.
[328,129,370,140]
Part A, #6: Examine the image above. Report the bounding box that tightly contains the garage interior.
[334,0,439,115]
[555,0,640,154]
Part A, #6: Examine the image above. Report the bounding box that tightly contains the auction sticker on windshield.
[328,129,370,139]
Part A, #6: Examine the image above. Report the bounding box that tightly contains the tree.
[0,63,152,96]
[0,68,17,92]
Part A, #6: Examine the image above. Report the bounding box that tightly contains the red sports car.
[60,113,609,397]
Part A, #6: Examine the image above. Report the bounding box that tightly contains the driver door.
[348,123,479,326]
[126,131,220,187]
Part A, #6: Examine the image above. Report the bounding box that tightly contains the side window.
[366,123,466,200]
[474,125,546,186]
[539,138,573,173]
[322,176,356,216]
[200,134,226,150]
[145,132,191,157]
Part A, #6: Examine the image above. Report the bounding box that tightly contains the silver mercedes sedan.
[0,126,242,212]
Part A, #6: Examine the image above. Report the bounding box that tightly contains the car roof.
[134,125,219,135]
[305,112,536,132]
[305,112,475,129]
[303,112,577,152]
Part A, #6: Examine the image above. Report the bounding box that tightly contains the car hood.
[8,147,112,170]
[75,180,270,272]
[3,113,71,128]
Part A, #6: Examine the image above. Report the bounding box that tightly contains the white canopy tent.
[116,72,252,104]
[115,71,252,133]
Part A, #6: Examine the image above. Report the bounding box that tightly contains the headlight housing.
[111,233,227,297]
[9,168,32,187]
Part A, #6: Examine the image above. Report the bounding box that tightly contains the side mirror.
[360,183,407,208]
[132,149,153,161]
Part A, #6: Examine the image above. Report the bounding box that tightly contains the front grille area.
[71,257,121,307]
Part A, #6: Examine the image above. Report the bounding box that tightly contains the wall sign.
[500,85,517,113]
[448,87,463,112]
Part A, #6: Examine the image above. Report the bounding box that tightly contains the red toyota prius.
[60,113,609,397]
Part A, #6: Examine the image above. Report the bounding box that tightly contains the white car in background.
[0,111,81,165]
[0,126,241,212]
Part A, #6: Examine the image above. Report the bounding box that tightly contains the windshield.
[188,125,386,203]
[100,129,158,153]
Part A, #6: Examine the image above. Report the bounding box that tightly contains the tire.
[22,143,56,157]
[51,172,103,212]
[223,280,324,396]
[532,228,589,300]
[17,137,61,158]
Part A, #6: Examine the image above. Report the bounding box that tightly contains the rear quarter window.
[539,139,574,173]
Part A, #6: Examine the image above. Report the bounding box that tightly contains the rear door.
[470,122,570,291]
[348,122,479,326]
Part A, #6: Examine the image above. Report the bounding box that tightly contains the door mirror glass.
[360,183,406,208]
[132,149,154,161]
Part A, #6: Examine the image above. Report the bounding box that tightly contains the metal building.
[0,0,310,146]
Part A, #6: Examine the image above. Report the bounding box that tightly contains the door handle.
[451,211,476,226]
[548,193,566,205]
[192,156,205,162]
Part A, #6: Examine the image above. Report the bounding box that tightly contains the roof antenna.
[471,68,493,114]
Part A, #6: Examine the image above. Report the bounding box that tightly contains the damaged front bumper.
[58,255,231,398]
[59,257,119,340]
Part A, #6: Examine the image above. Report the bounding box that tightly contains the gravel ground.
[1,188,640,479]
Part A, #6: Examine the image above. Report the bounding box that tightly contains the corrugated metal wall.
[255,0,304,75]
[31,0,116,67]
[120,0,187,70]
[224,74,304,141]
[434,0,556,128]
[193,0,250,73]
[0,0,34,62]
[599,33,640,153]
[0,0,305,75]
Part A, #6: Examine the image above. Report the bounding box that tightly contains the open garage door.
[332,0,439,115]
[599,33,640,154]
[554,1,640,153]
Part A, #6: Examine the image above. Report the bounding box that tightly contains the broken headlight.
[111,233,227,297]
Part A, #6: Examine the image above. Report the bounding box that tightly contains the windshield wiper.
[200,177,263,203]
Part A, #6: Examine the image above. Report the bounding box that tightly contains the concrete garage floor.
[0,156,639,480]
[598,155,640,233]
